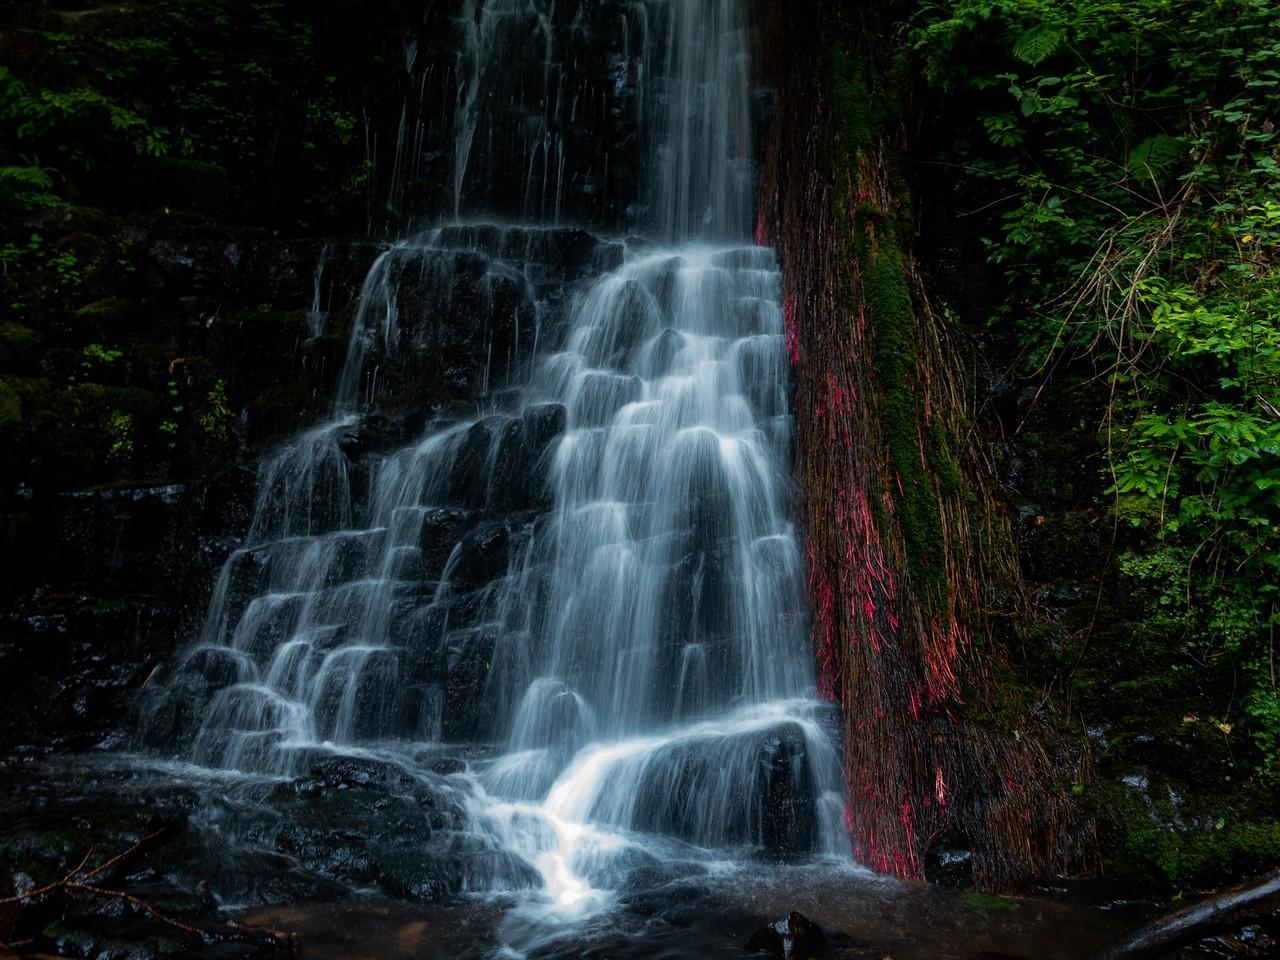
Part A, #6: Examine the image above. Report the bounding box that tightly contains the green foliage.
[0,231,80,295]
[106,409,134,460]
[0,162,58,211]
[910,0,1280,859]
[198,379,233,443]
[47,248,81,289]
[1102,779,1280,889]
[0,233,44,273]
[0,379,21,429]
[81,343,124,372]
[0,1,362,218]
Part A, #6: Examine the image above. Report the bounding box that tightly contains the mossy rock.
[0,375,52,430]
[52,230,110,277]
[0,321,43,368]
[1098,778,1280,891]
[73,297,139,337]
[140,157,231,217]
[0,383,21,430]
[248,306,309,329]
[0,511,33,551]
[23,205,114,238]
[965,892,1019,911]
[64,383,158,419]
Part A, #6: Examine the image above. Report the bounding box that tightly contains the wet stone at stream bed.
[743,910,827,959]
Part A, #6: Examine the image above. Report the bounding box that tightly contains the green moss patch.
[854,206,949,613]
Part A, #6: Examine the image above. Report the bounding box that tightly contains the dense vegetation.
[907,0,1280,889]
[0,0,385,225]
[0,1,443,597]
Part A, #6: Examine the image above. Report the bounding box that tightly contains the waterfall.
[649,0,755,240]
[147,0,850,944]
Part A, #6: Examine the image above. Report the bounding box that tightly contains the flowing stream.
[147,0,851,952]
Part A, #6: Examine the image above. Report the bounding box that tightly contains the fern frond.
[1012,26,1063,66]
[0,165,54,190]
[1126,135,1187,179]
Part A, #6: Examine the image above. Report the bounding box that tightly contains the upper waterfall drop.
[648,0,755,241]
[142,0,851,944]
[445,0,755,240]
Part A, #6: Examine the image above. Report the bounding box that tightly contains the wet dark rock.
[41,913,204,960]
[389,606,447,681]
[338,413,414,460]
[758,727,818,857]
[1197,923,1280,958]
[310,649,402,741]
[418,506,473,578]
[2,459,257,751]
[428,836,542,894]
[427,757,466,776]
[447,521,514,589]
[442,626,499,741]
[610,848,697,894]
[139,222,314,311]
[180,646,245,692]
[260,757,469,902]
[744,911,827,959]
[488,403,566,511]
[281,756,418,796]
[543,228,618,278]
[446,418,509,509]
[168,842,352,909]
[0,760,302,956]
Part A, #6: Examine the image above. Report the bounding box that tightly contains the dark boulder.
[442,626,499,742]
[262,756,469,902]
[488,403,566,511]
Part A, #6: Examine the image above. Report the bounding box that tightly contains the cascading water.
[146,0,851,950]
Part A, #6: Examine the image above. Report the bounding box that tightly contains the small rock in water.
[744,911,826,959]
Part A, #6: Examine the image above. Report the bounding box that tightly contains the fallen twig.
[0,828,304,957]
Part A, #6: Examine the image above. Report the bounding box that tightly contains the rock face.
[134,223,621,766]
[0,0,650,762]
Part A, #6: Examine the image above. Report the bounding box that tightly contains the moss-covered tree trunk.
[758,0,1082,887]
